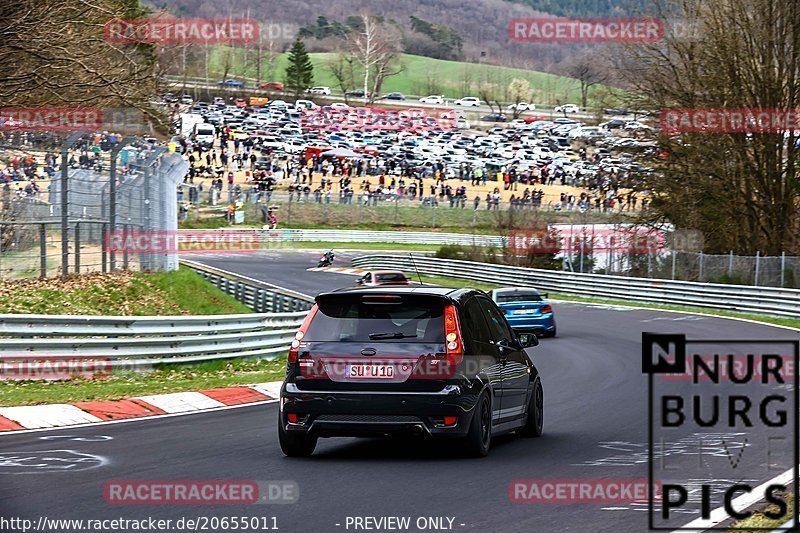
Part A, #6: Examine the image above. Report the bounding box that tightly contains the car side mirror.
[518,333,539,348]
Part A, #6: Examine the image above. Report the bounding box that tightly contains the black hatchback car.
[279,286,543,457]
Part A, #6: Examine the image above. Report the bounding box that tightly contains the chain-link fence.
[0,131,188,278]
[175,186,634,230]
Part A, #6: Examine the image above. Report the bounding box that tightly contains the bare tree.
[0,0,159,119]
[478,83,503,115]
[508,78,533,119]
[617,0,800,255]
[459,65,473,96]
[567,57,607,110]
[347,14,404,105]
[328,52,360,104]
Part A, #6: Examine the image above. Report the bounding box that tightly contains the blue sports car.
[490,287,556,338]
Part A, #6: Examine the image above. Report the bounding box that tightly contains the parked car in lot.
[180,94,193,105]
[481,113,507,122]
[419,95,445,105]
[295,99,319,110]
[624,121,653,132]
[218,79,245,88]
[454,97,481,107]
[309,86,331,95]
[490,288,556,337]
[554,104,579,113]
[355,271,412,287]
[260,81,284,91]
[279,286,544,457]
[600,119,627,130]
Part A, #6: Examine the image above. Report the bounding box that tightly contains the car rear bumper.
[280,382,480,438]
[506,315,556,334]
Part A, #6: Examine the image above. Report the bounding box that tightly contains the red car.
[355,270,412,287]
[234,98,247,107]
[260,82,284,91]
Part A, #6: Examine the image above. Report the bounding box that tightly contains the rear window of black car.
[495,292,542,303]
[375,273,409,283]
[306,295,444,343]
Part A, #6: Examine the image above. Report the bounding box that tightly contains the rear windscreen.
[375,273,408,283]
[496,292,542,303]
[305,296,444,343]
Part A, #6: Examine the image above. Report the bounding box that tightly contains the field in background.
[196,50,610,104]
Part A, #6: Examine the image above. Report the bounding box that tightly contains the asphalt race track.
[1,250,797,533]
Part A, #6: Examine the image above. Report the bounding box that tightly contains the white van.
[193,124,216,146]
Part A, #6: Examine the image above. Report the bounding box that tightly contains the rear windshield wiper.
[368,332,419,340]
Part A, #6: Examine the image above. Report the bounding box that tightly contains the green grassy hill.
[203,50,606,104]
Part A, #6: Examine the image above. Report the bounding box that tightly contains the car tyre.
[279,414,318,457]
[463,392,491,457]
[520,377,543,438]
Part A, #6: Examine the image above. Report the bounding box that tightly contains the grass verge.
[0,266,252,315]
[0,358,287,407]
[729,492,794,531]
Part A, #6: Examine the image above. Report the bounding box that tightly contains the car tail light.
[541,305,553,314]
[287,413,298,423]
[288,304,318,363]
[443,416,458,426]
[443,304,464,365]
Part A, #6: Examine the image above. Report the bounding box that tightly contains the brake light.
[541,305,553,314]
[288,304,318,363]
[443,304,464,365]
[443,416,458,426]
[287,413,298,423]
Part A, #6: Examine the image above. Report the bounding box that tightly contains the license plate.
[514,309,537,315]
[347,364,395,379]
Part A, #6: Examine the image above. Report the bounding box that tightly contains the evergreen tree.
[285,38,314,98]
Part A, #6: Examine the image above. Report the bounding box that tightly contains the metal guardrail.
[0,262,313,369]
[351,254,800,319]
[182,259,314,313]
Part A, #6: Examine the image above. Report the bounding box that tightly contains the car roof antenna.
[409,253,424,285]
